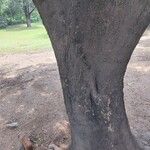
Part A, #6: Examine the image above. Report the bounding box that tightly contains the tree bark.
[33,0,150,150]
[26,14,31,27]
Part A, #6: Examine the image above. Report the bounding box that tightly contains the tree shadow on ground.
[0,62,70,150]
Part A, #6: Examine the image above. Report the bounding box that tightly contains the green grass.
[0,23,53,54]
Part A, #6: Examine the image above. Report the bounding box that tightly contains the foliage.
[0,23,52,53]
[0,16,7,28]
[0,0,40,28]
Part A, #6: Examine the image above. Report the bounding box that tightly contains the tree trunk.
[33,0,150,150]
[26,14,31,27]
[23,0,33,28]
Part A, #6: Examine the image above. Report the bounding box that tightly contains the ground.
[0,27,150,150]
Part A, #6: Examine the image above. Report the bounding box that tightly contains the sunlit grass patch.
[0,23,53,54]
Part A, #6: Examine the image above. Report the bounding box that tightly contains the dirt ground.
[0,28,150,150]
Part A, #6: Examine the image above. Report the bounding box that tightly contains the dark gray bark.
[33,0,150,150]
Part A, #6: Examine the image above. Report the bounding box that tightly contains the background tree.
[0,0,40,28]
[33,0,150,150]
[4,0,23,25]
[23,0,35,27]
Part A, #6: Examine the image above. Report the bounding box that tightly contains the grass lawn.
[0,23,53,54]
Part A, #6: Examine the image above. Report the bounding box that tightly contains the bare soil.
[0,28,150,150]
